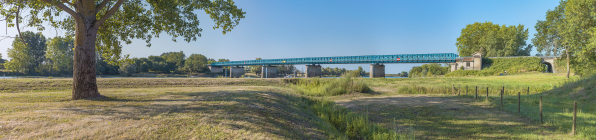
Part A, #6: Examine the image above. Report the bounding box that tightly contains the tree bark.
[72,16,100,100]
[37,0,123,100]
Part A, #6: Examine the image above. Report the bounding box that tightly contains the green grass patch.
[304,97,411,139]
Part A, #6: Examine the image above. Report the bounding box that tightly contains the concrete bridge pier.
[209,66,224,73]
[305,65,322,78]
[261,66,277,78]
[230,66,245,78]
[370,64,385,78]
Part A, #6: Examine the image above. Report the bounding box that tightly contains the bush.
[119,62,137,77]
[303,97,411,139]
[284,75,372,96]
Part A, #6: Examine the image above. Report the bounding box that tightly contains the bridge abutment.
[261,66,278,78]
[230,66,245,78]
[370,64,385,78]
[541,57,556,73]
[305,65,322,78]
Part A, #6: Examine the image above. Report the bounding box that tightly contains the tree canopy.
[184,53,209,73]
[408,64,450,78]
[532,0,596,76]
[0,0,245,64]
[46,36,75,75]
[456,22,532,57]
[4,31,47,74]
[1,0,245,99]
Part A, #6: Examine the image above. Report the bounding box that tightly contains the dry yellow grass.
[0,86,330,139]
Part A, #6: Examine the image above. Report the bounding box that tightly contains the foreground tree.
[563,0,596,76]
[533,0,571,78]
[534,0,596,77]
[1,0,245,99]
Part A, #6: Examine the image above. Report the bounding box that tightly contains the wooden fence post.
[527,87,530,95]
[502,86,505,95]
[540,96,542,123]
[518,92,521,113]
[475,86,478,99]
[486,87,489,102]
[500,88,503,107]
[452,84,455,95]
[573,101,577,136]
[459,84,461,96]
[466,85,468,95]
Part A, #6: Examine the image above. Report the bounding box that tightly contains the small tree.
[119,62,136,77]
[184,54,209,73]
[249,58,262,75]
[46,37,75,75]
[5,31,47,74]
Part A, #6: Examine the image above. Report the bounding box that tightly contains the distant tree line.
[321,66,368,77]
[394,71,409,77]
[1,31,230,77]
[409,64,450,78]
[3,31,77,75]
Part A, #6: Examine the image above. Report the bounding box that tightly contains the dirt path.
[335,95,573,140]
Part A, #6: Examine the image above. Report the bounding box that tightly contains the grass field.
[1,72,592,139]
[480,74,596,139]
[0,78,404,139]
[335,95,575,139]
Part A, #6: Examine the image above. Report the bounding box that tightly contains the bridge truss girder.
[209,53,458,67]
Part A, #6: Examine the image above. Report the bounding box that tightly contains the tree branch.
[96,0,111,11]
[93,0,123,30]
[16,5,26,45]
[61,0,74,6]
[40,0,78,17]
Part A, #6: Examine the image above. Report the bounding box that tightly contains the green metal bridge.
[208,53,459,66]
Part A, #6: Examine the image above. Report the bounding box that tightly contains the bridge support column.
[261,66,277,78]
[209,66,224,73]
[370,64,385,78]
[305,65,322,78]
[230,66,245,78]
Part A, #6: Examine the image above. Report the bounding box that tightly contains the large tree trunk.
[72,15,100,100]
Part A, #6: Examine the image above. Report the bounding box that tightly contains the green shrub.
[302,97,412,139]
[284,75,372,96]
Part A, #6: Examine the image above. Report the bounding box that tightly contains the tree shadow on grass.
[61,89,328,139]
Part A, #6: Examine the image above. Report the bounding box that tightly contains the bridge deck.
[209,53,459,67]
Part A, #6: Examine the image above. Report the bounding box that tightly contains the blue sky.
[0,0,561,74]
